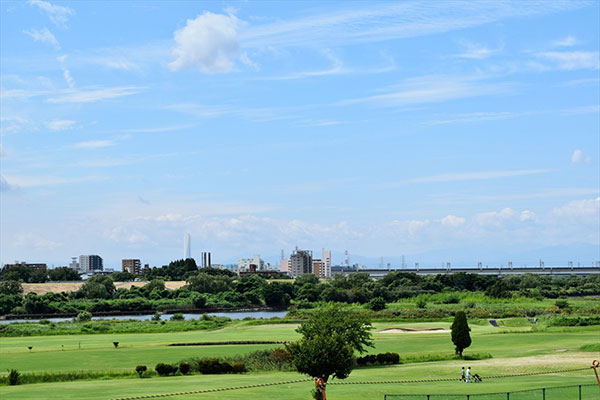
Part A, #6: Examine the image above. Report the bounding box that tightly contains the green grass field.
[1,319,598,399]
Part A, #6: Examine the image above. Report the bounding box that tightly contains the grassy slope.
[0,320,598,399]
[0,363,595,400]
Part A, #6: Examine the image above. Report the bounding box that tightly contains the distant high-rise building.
[69,257,79,270]
[3,261,47,271]
[201,252,211,268]
[79,255,103,273]
[290,249,312,278]
[321,249,332,278]
[184,233,191,260]
[237,255,264,273]
[122,259,141,274]
[280,258,290,274]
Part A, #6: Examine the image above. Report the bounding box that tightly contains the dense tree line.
[0,266,598,316]
[0,266,81,283]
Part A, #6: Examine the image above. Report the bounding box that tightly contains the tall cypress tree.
[451,311,471,358]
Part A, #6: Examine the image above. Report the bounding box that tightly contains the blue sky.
[1,0,599,268]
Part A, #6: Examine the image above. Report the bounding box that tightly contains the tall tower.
[184,233,191,260]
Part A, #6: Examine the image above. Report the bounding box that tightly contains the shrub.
[232,361,247,373]
[357,352,400,365]
[170,313,185,321]
[77,311,92,322]
[196,358,240,374]
[179,362,191,375]
[151,312,161,321]
[8,369,20,385]
[443,294,460,304]
[416,298,427,308]
[555,299,570,309]
[155,363,178,376]
[367,297,386,311]
[135,365,147,378]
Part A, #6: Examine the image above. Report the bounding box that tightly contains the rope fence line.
[110,367,591,400]
[110,378,313,400]
[328,367,591,385]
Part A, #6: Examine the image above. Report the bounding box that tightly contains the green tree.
[296,303,373,353]
[366,296,386,311]
[288,334,355,383]
[288,304,373,397]
[48,267,81,281]
[78,275,115,299]
[109,271,135,282]
[0,280,23,295]
[263,282,291,307]
[450,311,472,357]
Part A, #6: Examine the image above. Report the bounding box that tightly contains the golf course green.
[1,318,598,399]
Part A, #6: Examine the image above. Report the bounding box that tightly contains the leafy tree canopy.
[296,303,373,354]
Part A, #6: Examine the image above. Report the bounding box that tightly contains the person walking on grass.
[466,367,471,383]
[461,366,465,382]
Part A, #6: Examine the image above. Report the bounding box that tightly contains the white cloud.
[169,12,245,73]
[28,0,74,26]
[457,43,500,59]
[552,35,577,47]
[0,116,33,134]
[46,120,75,131]
[553,197,600,218]
[63,69,75,88]
[441,215,466,227]
[473,208,518,228]
[409,169,551,183]
[23,27,60,48]
[536,51,600,70]
[73,140,115,149]
[519,210,536,222]
[571,149,591,164]
[46,86,143,103]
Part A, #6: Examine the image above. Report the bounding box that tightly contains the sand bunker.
[378,327,450,334]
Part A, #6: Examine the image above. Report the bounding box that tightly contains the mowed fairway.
[1,320,598,399]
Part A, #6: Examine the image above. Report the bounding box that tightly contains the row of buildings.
[236,249,332,278]
[281,249,332,278]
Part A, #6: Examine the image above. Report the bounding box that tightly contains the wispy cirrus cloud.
[46,120,75,131]
[535,51,600,70]
[426,105,599,125]
[28,0,74,26]
[240,1,586,48]
[552,35,577,47]
[23,27,60,48]
[2,174,103,188]
[456,42,501,59]
[46,86,143,103]
[409,169,552,183]
[338,75,512,107]
[73,140,115,149]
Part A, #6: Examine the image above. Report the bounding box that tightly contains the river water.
[0,310,289,324]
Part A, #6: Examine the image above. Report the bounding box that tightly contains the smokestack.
[184,233,191,260]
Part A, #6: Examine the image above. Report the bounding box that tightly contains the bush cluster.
[195,358,246,374]
[155,363,179,376]
[356,352,400,365]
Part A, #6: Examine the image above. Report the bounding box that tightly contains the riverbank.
[1,307,287,322]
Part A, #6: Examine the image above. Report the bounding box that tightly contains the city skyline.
[1,1,599,268]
